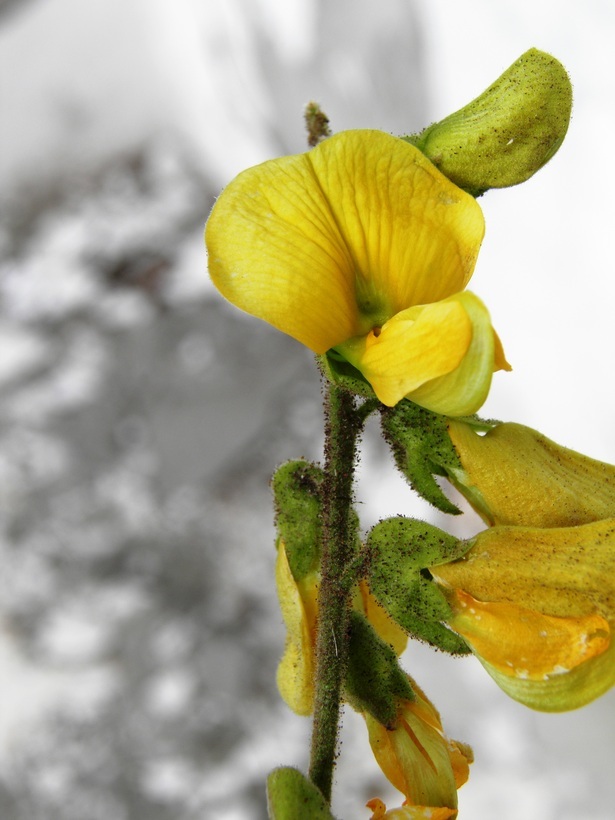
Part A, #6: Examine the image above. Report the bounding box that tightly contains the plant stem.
[309,383,362,803]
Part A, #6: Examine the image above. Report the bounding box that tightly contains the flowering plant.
[203,48,610,818]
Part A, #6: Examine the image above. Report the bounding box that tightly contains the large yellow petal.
[207,149,357,353]
[206,130,484,353]
[306,131,485,316]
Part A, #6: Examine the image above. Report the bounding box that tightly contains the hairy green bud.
[266,767,335,819]
[408,48,573,196]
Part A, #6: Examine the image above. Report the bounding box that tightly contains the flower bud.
[363,677,471,816]
[267,767,334,819]
[409,49,572,196]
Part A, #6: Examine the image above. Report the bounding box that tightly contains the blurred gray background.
[1,1,614,818]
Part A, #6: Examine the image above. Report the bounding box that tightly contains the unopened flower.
[431,520,615,710]
[206,130,509,415]
[364,678,472,816]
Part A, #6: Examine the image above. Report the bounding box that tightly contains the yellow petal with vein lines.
[206,130,484,353]
[431,520,615,620]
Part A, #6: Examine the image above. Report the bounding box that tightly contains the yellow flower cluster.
[432,421,615,711]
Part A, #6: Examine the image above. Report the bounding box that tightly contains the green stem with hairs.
[308,382,364,803]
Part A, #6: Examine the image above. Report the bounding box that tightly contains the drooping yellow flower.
[206,130,509,415]
[446,419,615,527]
[276,545,406,715]
[363,677,472,817]
[431,520,615,710]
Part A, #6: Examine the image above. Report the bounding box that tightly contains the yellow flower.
[363,678,472,817]
[206,130,509,415]
[275,544,406,715]
[431,520,615,710]
[447,419,615,527]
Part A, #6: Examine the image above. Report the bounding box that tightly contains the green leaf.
[266,767,336,819]
[344,610,415,728]
[381,400,464,515]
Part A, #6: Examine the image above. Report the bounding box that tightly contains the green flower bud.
[408,48,573,196]
[266,767,335,820]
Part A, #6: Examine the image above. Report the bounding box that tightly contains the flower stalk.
[308,382,363,801]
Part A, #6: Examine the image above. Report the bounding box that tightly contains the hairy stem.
[309,383,362,802]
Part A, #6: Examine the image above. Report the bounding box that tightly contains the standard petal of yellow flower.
[447,589,609,681]
[364,678,470,813]
[275,543,318,716]
[207,129,485,356]
[447,420,615,526]
[306,132,484,317]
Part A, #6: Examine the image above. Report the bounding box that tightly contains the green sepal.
[366,517,471,654]
[380,400,464,515]
[405,48,572,197]
[272,460,324,581]
[266,767,336,820]
[317,351,377,400]
[344,610,415,729]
